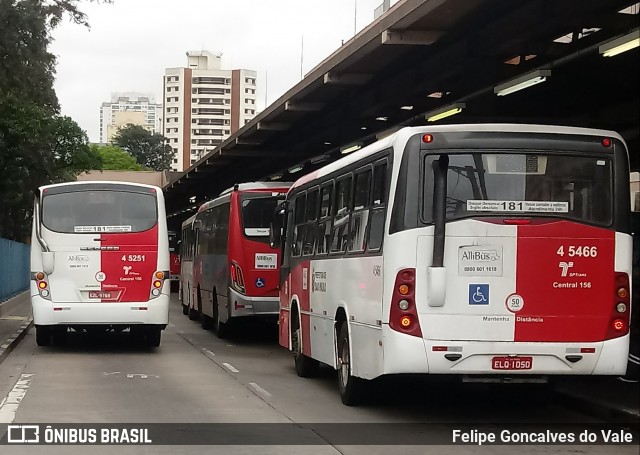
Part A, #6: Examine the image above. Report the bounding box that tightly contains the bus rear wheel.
[181,289,188,315]
[292,321,319,378]
[35,326,51,347]
[146,326,162,348]
[52,326,67,346]
[213,298,229,338]
[337,323,369,406]
[188,304,199,321]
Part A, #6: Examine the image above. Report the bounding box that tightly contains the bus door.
[417,152,618,344]
[40,188,159,303]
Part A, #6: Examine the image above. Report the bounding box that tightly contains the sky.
[49,0,398,142]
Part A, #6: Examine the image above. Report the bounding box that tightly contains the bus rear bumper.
[227,288,279,318]
[30,294,170,326]
[382,327,629,376]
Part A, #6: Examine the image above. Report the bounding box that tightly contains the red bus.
[186,182,291,337]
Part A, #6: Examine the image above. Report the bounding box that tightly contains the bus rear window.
[241,195,283,241]
[421,153,612,226]
[42,190,158,233]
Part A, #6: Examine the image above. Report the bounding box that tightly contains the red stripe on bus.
[514,220,615,342]
[100,224,159,302]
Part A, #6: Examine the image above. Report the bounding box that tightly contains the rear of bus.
[30,181,170,346]
[227,187,290,320]
[384,125,631,378]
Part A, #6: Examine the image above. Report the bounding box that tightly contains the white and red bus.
[179,214,196,316]
[273,124,632,405]
[30,181,170,347]
[186,182,291,337]
[168,230,181,285]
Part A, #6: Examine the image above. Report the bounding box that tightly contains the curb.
[555,389,640,425]
[0,318,33,366]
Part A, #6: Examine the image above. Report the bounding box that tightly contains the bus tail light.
[606,272,630,339]
[389,268,422,337]
[149,271,169,299]
[32,271,51,300]
[230,262,246,294]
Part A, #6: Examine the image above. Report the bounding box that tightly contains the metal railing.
[0,237,29,302]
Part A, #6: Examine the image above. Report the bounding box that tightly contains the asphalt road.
[0,294,635,454]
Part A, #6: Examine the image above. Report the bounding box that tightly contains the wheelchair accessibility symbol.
[255,278,265,288]
[469,284,489,305]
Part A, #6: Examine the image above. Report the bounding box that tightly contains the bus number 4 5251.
[122,255,146,262]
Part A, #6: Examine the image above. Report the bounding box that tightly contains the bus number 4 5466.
[556,246,597,257]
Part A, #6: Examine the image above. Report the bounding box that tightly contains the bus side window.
[367,160,388,251]
[303,188,319,256]
[331,175,352,253]
[292,193,306,257]
[316,183,333,255]
[348,167,372,253]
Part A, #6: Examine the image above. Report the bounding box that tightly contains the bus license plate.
[492,356,533,370]
[89,291,116,300]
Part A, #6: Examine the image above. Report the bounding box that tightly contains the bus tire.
[146,326,162,348]
[188,304,199,321]
[292,319,319,378]
[200,297,213,330]
[181,289,189,315]
[213,297,230,338]
[35,326,51,347]
[337,323,369,406]
[52,326,67,346]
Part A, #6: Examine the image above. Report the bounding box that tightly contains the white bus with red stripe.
[30,181,170,347]
[179,214,196,316]
[274,124,632,405]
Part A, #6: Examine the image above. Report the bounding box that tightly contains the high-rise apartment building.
[99,93,162,144]
[163,50,258,171]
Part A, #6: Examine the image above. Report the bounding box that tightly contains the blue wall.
[0,238,29,302]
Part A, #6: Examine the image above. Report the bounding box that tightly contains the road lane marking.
[249,382,273,399]
[0,374,34,423]
[223,363,239,373]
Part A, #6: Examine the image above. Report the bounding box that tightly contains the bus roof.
[218,181,293,196]
[39,180,162,192]
[291,124,625,191]
[197,182,291,213]
[181,213,196,229]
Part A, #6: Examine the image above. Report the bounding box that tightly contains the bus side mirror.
[269,202,286,249]
[42,251,55,275]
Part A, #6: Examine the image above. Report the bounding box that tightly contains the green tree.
[112,124,173,171]
[91,144,142,170]
[50,116,103,181]
[0,0,110,241]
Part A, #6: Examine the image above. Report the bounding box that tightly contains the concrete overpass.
[165,0,639,226]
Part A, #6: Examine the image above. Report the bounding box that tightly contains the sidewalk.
[0,291,33,365]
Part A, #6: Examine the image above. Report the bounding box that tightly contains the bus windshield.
[422,153,612,226]
[241,194,284,240]
[42,190,158,233]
